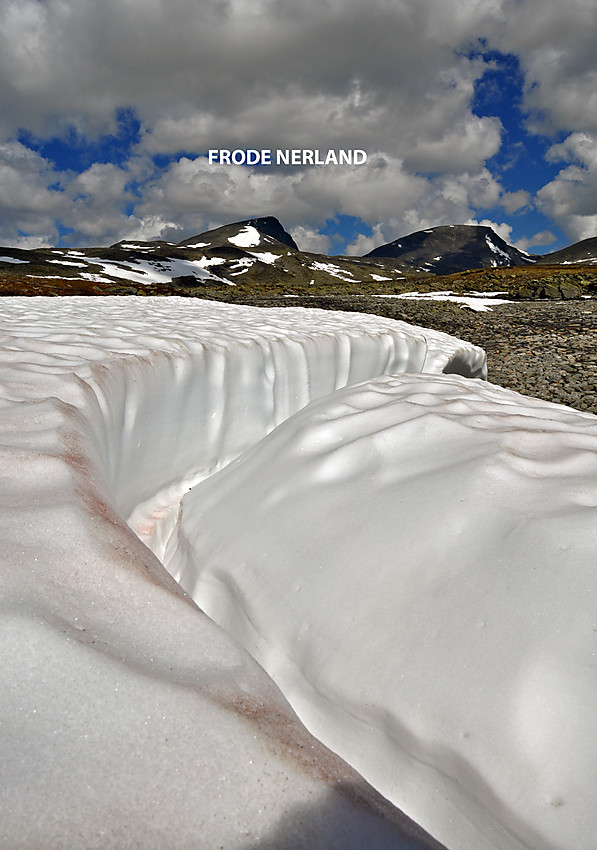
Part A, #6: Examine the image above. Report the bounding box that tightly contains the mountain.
[178,216,299,251]
[364,224,538,274]
[536,236,597,265]
[0,216,409,293]
[1,216,596,300]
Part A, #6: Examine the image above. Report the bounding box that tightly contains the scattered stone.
[240,295,597,416]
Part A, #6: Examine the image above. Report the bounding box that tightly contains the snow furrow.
[7,294,596,850]
[0,295,485,850]
[170,371,597,850]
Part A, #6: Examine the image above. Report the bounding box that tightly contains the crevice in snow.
[66,299,484,538]
[0,296,488,850]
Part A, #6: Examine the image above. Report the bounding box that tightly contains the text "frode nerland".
[208,149,367,166]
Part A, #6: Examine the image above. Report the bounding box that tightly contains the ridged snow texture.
[5,296,597,850]
[1,296,486,850]
[172,372,597,850]
[7,295,597,850]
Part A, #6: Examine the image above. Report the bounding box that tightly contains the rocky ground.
[3,274,597,414]
[241,296,597,415]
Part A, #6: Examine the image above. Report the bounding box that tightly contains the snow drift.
[4,294,595,850]
[1,296,484,850]
[170,372,597,850]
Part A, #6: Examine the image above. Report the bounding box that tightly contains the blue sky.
[1,0,596,255]
[468,48,568,246]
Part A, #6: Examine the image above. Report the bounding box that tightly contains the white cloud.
[514,230,557,253]
[493,0,597,135]
[0,0,502,155]
[465,218,514,244]
[536,132,597,242]
[344,224,388,257]
[401,115,502,174]
[60,164,136,242]
[0,141,140,246]
[500,189,532,214]
[126,154,524,250]
[0,140,530,251]
[1,0,597,248]
[0,141,63,245]
[547,133,597,170]
[290,226,331,255]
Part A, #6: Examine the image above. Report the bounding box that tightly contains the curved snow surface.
[5,297,597,850]
[0,296,486,850]
[170,372,597,850]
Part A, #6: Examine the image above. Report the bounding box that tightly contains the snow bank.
[228,225,261,247]
[170,372,597,850]
[8,294,595,850]
[373,291,512,312]
[78,255,231,285]
[1,296,485,849]
[250,251,280,264]
[0,255,28,264]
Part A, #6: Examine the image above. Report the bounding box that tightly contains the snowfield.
[228,224,262,248]
[1,296,595,850]
[77,255,231,285]
[171,373,597,850]
[372,291,512,312]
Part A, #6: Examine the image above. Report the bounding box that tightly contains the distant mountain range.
[366,224,597,274]
[366,224,534,274]
[1,216,596,294]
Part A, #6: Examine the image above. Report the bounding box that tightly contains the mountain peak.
[178,216,298,251]
[365,224,538,274]
[243,216,299,250]
[536,235,597,266]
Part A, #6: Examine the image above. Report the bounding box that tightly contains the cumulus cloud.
[0,140,139,246]
[0,145,537,250]
[494,0,597,135]
[536,132,597,241]
[465,218,515,244]
[0,0,508,178]
[514,230,557,253]
[344,224,388,257]
[126,154,526,249]
[1,0,596,248]
[289,226,331,255]
[0,141,63,245]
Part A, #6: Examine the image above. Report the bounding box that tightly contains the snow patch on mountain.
[249,251,280,264]
[48,259,88,267]
[373,291,511,311]
[78,256,231,285]
[485,235,511,263]
[228,257,257,275]
[228,225,261,248]
[310,260,356,281]
[562,257,597,264]
[195,256,226,267]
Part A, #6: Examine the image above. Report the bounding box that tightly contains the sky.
[1,0,596,256]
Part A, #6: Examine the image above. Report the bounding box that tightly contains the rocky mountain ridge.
[366,223,597,274]
[1,217,596,299]
[365,224,537,274]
